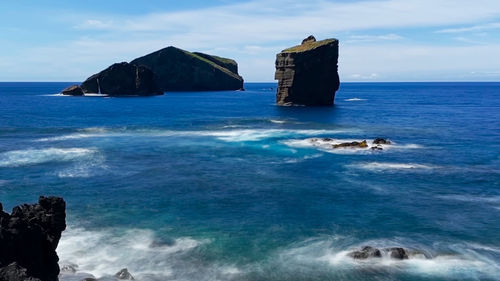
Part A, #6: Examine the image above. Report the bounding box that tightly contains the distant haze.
[0,0,499,82]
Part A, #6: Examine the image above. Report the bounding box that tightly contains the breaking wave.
[276,237,500,280]
[0,148,97,167]
[282,138,420,155]
[348,162,438,171]
[36,128,355,143]
[57,227,239,281]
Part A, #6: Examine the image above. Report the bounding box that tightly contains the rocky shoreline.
[0,197,66,281]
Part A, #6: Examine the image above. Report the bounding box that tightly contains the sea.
[0,82,499,281]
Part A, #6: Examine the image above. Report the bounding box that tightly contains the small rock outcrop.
[61,85,84,96]
[114,268,134,280]
[275,35,340,106]
[373,138,391,145]
[0,197,66,281]
[348,246,382,259]
[80,62,163,96]
[332,140,368,149]
[348,246,411,260]
[131,46,244,91]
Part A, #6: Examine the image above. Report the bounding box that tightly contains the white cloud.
[340,44,500,81]
[75,19,113,30]
[436,22,500,33]
[69,0,500,46]
[3,0,500,81]
[345,33,403,43]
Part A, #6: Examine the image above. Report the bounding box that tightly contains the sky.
[1,0,500,82]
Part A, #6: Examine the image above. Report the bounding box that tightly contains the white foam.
[279,238,499,280]
[345,98,366,101]
[269,119,287,124]
[37,128,354,143]
[282,153,324,163]
[0,148,97,167]
[349,162,437,171]
[283,138,398,155]
[58,227,206,280]
[56,155,107,178]
[437,194,500,204]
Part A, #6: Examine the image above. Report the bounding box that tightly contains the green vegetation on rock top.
[182,50,241,79]
[282,38,338,53]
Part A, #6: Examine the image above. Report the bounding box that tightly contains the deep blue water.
[0,82,499,281]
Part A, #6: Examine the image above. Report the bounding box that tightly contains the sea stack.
[275,35,340,106]
[0,197,66,281]
[80,62,163,96]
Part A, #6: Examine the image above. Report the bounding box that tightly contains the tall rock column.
[275,36,340,106]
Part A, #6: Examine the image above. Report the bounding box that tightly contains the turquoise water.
[0,82,499,280]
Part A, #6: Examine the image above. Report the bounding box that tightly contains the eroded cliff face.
[80,62,162,96]
[0,197,66,281]
[275,36,340,106]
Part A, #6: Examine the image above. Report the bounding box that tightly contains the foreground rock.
[80,62,162,96]
[275,35,340,106]
[131,46,244,91]
[61,85,84,96]
[348,246,411,260]
[0,197,66,281]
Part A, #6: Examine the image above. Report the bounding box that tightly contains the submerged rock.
[348,246,382,259]
[371,146,383,151]
[131,46,244,91]
[61,85,84,96]
[0,196,66,281]
[81,62,162,96]
[388,247,409,260]
[60,264,78,274]
[332,140,368,149]
[275,35,340,106]
[114,268,134,280]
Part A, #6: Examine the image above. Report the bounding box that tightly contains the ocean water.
[0,82,499,281]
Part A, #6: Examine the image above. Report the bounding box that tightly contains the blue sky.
[1,0,500,82]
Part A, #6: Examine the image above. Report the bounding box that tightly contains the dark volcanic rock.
[81,62,162,96]
[301,35,317,44]
[388,247,409,260]
[114,268,134,280]
[131,46,244,91]
[332,140,368,149]
[0,196,66,281]
[0,263,41,281]
[275,36,340,106]
[348,246,412,260]
[348,246,382,259]
[373,138,391,145]
[61,85,84,96]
